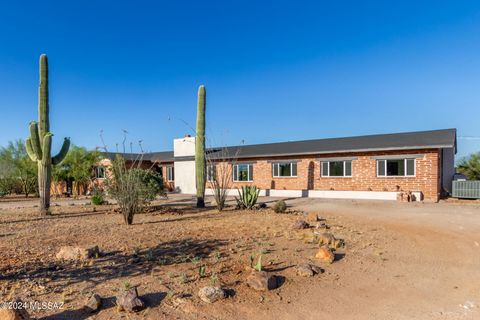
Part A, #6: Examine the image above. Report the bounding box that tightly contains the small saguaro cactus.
[195,85,206,208]
[26,54,70,215]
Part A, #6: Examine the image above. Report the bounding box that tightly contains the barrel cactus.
[195,85,206,208]
[26,54,70,215]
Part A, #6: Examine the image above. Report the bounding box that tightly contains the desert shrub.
[206,148,236,211]
[235,185,260,209]
[0,178,10,197]
[106,156,164,225]
[91,187,105,205]
[135,169,165,200]
[273,200,287,213]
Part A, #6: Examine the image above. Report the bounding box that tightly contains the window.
[207,164,216,182]
[167,166,174,181]
[321,160,352,177]
[377,159,415,177]
[95,166,106,179]
[272,162,297,177]
[233,164,253,182]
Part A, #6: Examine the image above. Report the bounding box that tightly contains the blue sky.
[0,1,479,159]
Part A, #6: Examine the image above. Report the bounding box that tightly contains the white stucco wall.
[205,188,268,197]
[268,189,304,197]
[173,136,196,194]
[174,136,196,157]
[308,190,398,200]
[174,161,196,194]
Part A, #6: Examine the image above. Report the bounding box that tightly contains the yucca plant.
[235,185,260,209]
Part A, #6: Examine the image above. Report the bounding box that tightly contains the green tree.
[0,140,38,197]
[55,145,101,196]
[457,153,480,180]
[106,156,164,225]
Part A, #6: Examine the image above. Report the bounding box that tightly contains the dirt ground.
[0,195,479,320]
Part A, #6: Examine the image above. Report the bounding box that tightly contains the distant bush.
[273,200,287,213]
[91,187,105,205]
[135,169,165,200]
[0,178,9,197]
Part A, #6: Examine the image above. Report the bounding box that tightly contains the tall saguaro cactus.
[26,54,70,215]
[195,85,206,208]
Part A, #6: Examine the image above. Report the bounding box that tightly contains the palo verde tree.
[0,140,38,197]
[26,54,70,215]
[53,145,101,196]
[195,85,206,208]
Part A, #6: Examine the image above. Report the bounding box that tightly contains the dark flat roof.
[102,151,174,163]
[212,128,457,160]
[104,128,457,162]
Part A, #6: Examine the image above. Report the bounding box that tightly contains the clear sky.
[0,1,479,159]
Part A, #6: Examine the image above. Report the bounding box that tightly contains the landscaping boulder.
[292,220,309,230]
[315,245,335,264]
[246,271,278,291]
[198,287,226,303]
[56,245,100,261]
[295,263,323,277]
[84,293,102,313]
[0,307,31,320]
[116,287,145,312]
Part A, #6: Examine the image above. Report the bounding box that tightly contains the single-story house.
[93,128,457,202]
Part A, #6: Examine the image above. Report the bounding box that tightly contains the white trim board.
[308,190,398,200]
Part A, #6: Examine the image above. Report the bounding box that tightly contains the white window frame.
[233,164,253,182]
[95,166,106,179]
[376,158,416,177]
[272,162,297,178]
[167,166,174,182]
[321,160,352,177]
[207,164,216,182]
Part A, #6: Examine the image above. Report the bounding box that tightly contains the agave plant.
[235,185,260,209]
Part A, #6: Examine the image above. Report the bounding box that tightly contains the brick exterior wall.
[207,148,441,201]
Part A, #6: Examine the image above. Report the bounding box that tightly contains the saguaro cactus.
[195,85,206,208]
[26,54,70,215]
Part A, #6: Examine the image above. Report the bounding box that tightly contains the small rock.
[315,245,335,264]
[85,293,102,313]
[0,306,31,320]
[116,287,145,312]
[246,271,278,291]
[295,263,314,277]
[198,287,226,303]
[295,263,323,277]
[56,246,100,261]
[292,220,309,230]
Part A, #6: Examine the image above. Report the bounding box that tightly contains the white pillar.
[173,136,196,194]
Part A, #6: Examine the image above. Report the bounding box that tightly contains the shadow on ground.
[0,238,229,286]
